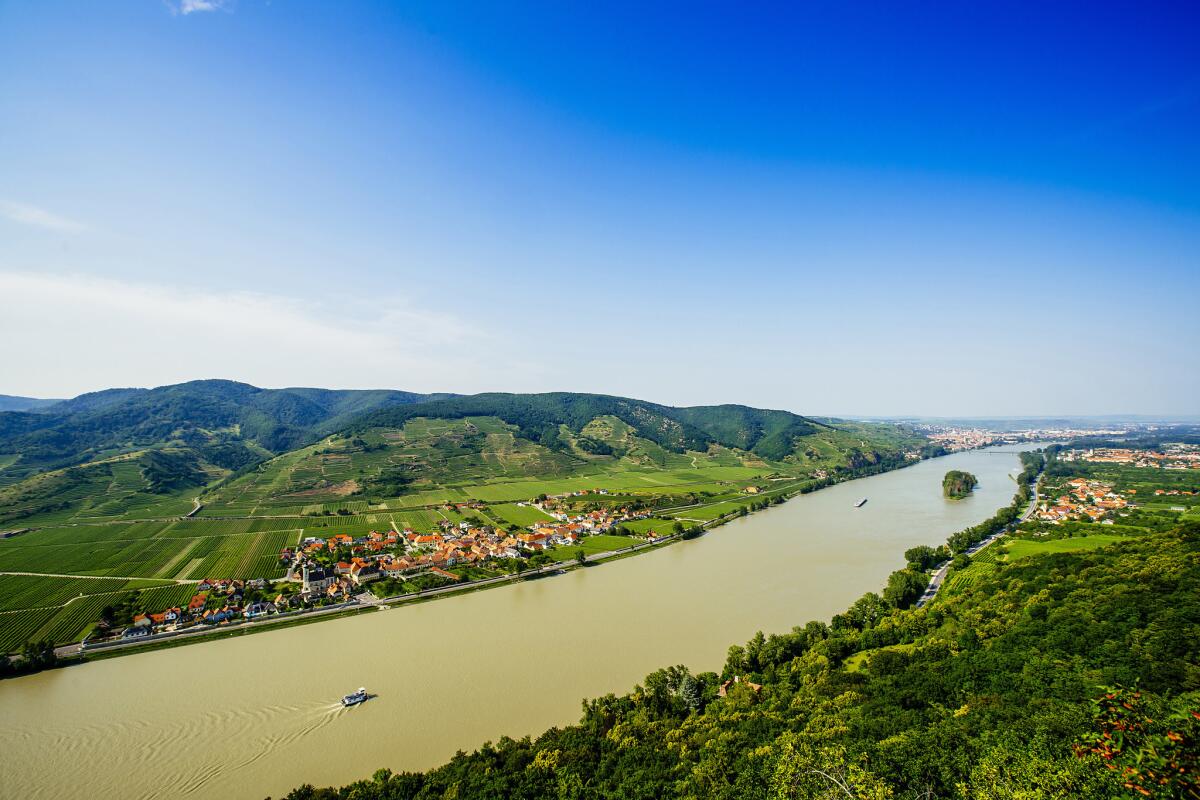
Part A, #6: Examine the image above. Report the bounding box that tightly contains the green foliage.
[942,469,978,498]
[1076,685,1200,800]
[881,567,929,609]
[903,544,946,571]
[139,450,208,494]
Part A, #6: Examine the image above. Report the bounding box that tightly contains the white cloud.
[0,271,497,398]
[171,0,230,15]
[0,201,88,234]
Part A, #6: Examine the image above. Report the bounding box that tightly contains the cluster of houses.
[1061,446,1200,471]
[115,497,655,642]
[926,428,997,451]
[119,577,283,640]
[291,501,653,598]
[1036,478,1132,523]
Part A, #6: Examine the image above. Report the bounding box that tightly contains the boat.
[854,498,868,508]
[341,687,369,707]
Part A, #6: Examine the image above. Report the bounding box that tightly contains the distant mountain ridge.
[0,394,62,413]
[352,392,833,461]
[0,379,448,481]
[0,380,928,525]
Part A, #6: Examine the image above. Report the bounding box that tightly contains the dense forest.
[278,454,1200,800]
[942,470,979,499]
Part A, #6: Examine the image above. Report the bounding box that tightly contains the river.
[0,445,1036,799]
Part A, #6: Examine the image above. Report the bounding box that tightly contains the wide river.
[0,445,1035,799]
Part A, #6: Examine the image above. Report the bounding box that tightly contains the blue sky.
[1,0,1197,416]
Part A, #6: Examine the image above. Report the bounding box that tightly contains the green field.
[0,521,296,581]
[843,642,916,673]
[485,503,556,527]
[1004,534,1128,560]
[544,534,640,561]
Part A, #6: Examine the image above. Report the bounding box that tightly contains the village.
[1059,444,1200,470]
[1035,477,1135,524]
[111,496,655,643]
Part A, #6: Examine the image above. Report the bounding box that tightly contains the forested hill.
[0,380,445,480]
[351,393,835,462]
[0,394,62,413]
[0,383,923,524]
[281,521,1200,800]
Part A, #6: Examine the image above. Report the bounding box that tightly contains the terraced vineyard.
[941,540,1004,595]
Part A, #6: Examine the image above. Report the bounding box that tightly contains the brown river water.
[0,445,1036,799]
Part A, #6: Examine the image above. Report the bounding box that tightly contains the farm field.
[1004,534,1127,560]
[0,518,299,576]
[0,574,134,610]
[0,574,187,651]
[544,534,640,561]
[487,503,556,527]
[940,540,1004,595]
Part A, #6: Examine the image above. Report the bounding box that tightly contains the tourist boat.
[854,498,868,508]
[341,687,369,707]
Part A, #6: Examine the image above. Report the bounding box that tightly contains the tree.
[847,592,889,631]
[904,545,940,570]
[19,639,57,671]
[882,568,928,609]
[943,470,979,499]
[574,547,586,565]
[769,736,894,800]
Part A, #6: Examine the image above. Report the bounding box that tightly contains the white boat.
[854,498,868,508]
[341,687,369,707]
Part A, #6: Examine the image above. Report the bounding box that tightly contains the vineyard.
[941,541,1006,596]
[0,607,60,653]
[0,575,196,652]
[0,575,130,611]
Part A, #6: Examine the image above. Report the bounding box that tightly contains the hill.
[0,394,62,413]
[350,392,914,464]
[197,393,925,516]
[0,380,447,522]
[0,380,444,480]
[0,382,928,525]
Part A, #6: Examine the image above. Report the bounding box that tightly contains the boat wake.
[0,700,353,800]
